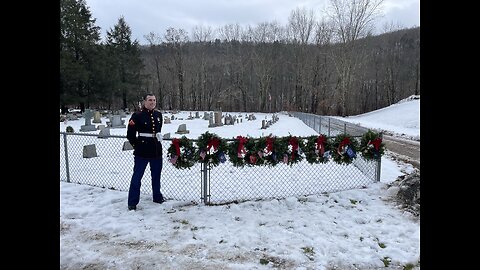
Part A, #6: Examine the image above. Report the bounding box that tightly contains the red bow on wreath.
[266,137,274,153]
[237,136,248,157]
[172,138,181,156]
[289,137,299,159]
[207,138,220,152]
[316,135,326,155]
[368,137,382,151]
[338,137,351,155]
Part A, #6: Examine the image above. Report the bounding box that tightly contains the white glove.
[156,133,163,142]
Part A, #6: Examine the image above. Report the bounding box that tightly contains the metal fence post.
[201,162,210,204]
[319,116,322,134]
[328,118,331,136]
[376,158,382,182]
[63,133,71,183]
[376,132,383,182]
[313,114,316,132]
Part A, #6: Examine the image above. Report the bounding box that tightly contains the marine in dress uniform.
[126,104,164,210]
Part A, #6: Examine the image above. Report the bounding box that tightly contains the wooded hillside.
[60,0,419,116]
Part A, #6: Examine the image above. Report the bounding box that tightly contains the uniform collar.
[142,107,155,113]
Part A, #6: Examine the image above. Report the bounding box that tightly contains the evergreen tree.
[105,16,144,110]
[60,0,100,112]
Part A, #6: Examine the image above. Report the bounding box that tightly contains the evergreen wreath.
[195,131,228,167]
[167,136,196,169]
[304,134,332,164]
[227,135,255,167]
[280,135,305,166]
[248,135,287,166]
[359,130,385,161]
[331,134,359,165]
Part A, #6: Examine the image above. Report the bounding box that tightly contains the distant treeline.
[60,0,419,116]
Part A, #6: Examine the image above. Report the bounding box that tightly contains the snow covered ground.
[60,97,420,269]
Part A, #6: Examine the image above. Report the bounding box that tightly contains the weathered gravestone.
[109,115,125,128]
[214,111,223,127]
[92,111,102,123]
[80,109,97,132]
[97,127,110,138]
[208,114,214,127]
[175,124,190,134]
[122,141,133,151]
[83,144,98,158]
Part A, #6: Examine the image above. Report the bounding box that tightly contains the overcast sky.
[84,0,420,45]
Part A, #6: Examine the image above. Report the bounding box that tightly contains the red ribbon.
[237,136,248,155]
[289,137,298,159]
[339,137,350,147]
[207,138,220,152]
[316,135,326,155]
[266,137,274,153]
[369,137,382,151]
[338,137,350,155]
[172,138,181,156]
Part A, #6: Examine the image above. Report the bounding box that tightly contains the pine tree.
[60,0,101,112]
[105,17,144,110]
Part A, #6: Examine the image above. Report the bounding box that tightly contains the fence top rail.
[60,131,364,142]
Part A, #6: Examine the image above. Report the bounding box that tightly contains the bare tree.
[247,22,282,111]
[191,25,214,110]
[248,22,269,43]
[217,23,242,42]
[191,25,213,42]
[314,19,334,46]
[381,21,404,34]
[144,32,165,108]
[288,7,316,44]
[164,27,189,109]
[285,8,316,111]
[327,0,384,116]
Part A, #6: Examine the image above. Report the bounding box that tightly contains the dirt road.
[383,135,420,169]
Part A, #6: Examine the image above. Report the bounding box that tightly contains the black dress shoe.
[153,198,165,204]
[128,205,136,210]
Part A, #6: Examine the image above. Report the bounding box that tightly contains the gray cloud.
[85,0,420,44]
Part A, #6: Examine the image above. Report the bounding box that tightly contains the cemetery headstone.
[83,144,98,158]
[175,124,190,134]
[92,111,102,123]
[214,111,223,127]
[80,109,96,131]
[98,127,110,138]
[122,141,133,151]
[109,115,126,128]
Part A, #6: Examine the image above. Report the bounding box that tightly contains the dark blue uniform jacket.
[127,108,163,158]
